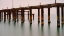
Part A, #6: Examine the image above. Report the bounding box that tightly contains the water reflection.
[4,20,6,23]
[61,24,64,36]
[9,20,10,23]
[38,22,40,27]
[0,20,1,22]
[30,24,32,30]
[21,21,24,36]
[14,21,16,26]
[29,24,32,36]
[21,22,24,29]
[41,25,44,36]
[48,24,50,36]
[38,20,40,26]
[38,20,40,24]
[0,15,64,36]
[38,23,41,36]
[21,20,24,23]
[8,20,10,25]
[48,22,50,24]
[62,24,63,29]
[57,27,60,36]
[29,21,32,24]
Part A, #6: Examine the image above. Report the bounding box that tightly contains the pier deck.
[0,3,64,12]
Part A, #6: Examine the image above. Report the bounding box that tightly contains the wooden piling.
[48,7,51,23]
[12,9,16,21]
[8,10,11,20]
[1,12,3,20]
[38,8,40,22]
[21,9,22,20]
[4,11,6,21]
[0,11,1,21]
[57,6,60,27]
[29,8,32,24]
[30,8,32,21]
[61,6,64,24]
[28,11,29,20]
[41,7,44,25]
[21,8,25,21]
[16,10,18,21]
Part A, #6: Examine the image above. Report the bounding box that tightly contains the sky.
[0,0,64,14]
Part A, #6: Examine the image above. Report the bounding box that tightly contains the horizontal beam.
[0,3,64,12]
[6,14,34,15]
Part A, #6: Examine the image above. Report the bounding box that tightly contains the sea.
[0,8,64,36]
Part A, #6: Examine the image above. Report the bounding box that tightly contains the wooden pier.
[0,3,64,27]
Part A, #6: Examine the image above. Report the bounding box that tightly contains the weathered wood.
[48,7,51,23]
[1,12,3,20]
[12,9,16,21]
[38,8,40,22]
[28,11,29,20]
[41,7,44,25]
[30,8,32,21]
[9,10,11,20]
[16,10,18,21]
[61,6,63,24]
[0,11,1,20]
[0,3,64,11]
[57,6,60,27]
[21,8,24,21]
[0,3,64,26]
[4,11,6,21]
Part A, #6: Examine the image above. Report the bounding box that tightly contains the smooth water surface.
[0,14,64,36]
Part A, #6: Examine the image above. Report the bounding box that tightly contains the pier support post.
[30,8,32,21]
[0,11,1,21]
[12,9,16,21]
[38,8,40,22]
[61,6,64,24]
[8,10,11,21]
[29,8,32,24]
[28,11,29,20]
[57,6,60,27]
[16,10,18,21]
[21,8,25,22]
[4,11,6,21]
[48,7,51,23]
[41,7,44,25]
[1,12,3,20]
